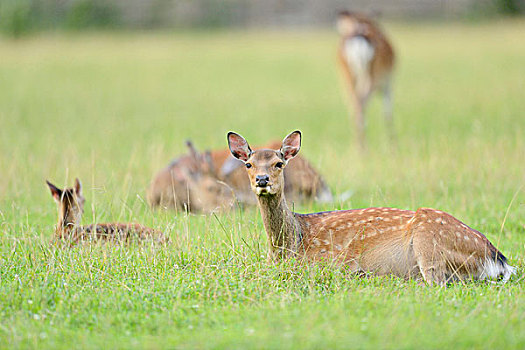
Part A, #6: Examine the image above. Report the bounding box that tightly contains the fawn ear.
[227,132,252,162]
[46,180,63,203]
[74,178,82,196]
[280,130,301,161]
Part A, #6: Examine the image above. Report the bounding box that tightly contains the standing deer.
[227,130,515,285]
[47,178,167,245]
[337,10,395,150]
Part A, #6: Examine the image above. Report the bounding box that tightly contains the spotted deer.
[337,11,395,150]
[227,130,515,285]
[47,178,168,245]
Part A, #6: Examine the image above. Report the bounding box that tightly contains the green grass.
[1,20,525,349]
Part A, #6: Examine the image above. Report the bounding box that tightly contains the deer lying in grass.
[337,10,395,150]
[148,140,332,212]
[227,130,515,285]
[47,178,167,245]
[147,141,235,212]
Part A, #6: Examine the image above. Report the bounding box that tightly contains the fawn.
[47,178,167,244]
[227,130,515,285]
[337,11,395,150]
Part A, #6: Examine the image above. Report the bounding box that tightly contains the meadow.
[0,19,524,349]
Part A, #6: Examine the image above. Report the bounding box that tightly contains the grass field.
[1,19,524,349]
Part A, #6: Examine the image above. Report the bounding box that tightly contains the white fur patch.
[480,258,516,282]
[344,36,375,95]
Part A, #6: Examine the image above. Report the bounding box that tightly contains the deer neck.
[55,219,76,239]
[55,208,79,238]
[257,191,302,259]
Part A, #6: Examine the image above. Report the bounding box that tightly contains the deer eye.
[245,163,252,169]
[275,162,284,169]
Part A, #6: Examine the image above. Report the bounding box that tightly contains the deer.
[337,10,396,151]
[148,140,333,212]
[227,130,516,286]
[47,178,168,245]
[147,140,234,212]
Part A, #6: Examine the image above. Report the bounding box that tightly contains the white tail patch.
[344,36,375,96]
[480,258,516,282]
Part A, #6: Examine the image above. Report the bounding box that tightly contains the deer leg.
[382,79,397,146]
[411,228,449,286]
[409,209,454,286]
[409,209,486,286]
[352,91,369,152]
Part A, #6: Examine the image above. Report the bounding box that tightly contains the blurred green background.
[1,0,525,37]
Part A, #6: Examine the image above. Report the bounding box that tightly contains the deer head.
[227,131,301,197]
[336,10,375,37]
[46,178,85,230]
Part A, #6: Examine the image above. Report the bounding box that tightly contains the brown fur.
[47,179,167,245]
[228,130,514,285]
[337,11,395,150]
[147,142,234,212]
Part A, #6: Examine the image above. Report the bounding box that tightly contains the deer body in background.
[337,11,395,150]
[47,179,167,245]
[147,141,236,212]
[147,140,332,212]
[227,130,515,286]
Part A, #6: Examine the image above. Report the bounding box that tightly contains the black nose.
[255,175,269,187]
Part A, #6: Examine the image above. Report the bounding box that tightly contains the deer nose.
[255,175,269,187]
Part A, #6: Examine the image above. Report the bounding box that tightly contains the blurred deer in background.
[47,178,167,245]
[148,139,333,212]
[147,141,234,212]
[337,10,395,150]
[227,130,515,286]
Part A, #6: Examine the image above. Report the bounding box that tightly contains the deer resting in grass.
[227,130,515,285]
[337,11,395,150]
[47,178,167,245]
[147,141,234,212]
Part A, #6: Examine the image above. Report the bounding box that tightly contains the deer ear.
[186,139,199,160]
[74,178,82,196]
[227,132,252,162]
[280,130,301,161]
[46,180,63,203]
[203,151,216,174]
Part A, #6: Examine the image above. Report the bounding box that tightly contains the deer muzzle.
[255,175,270,187]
